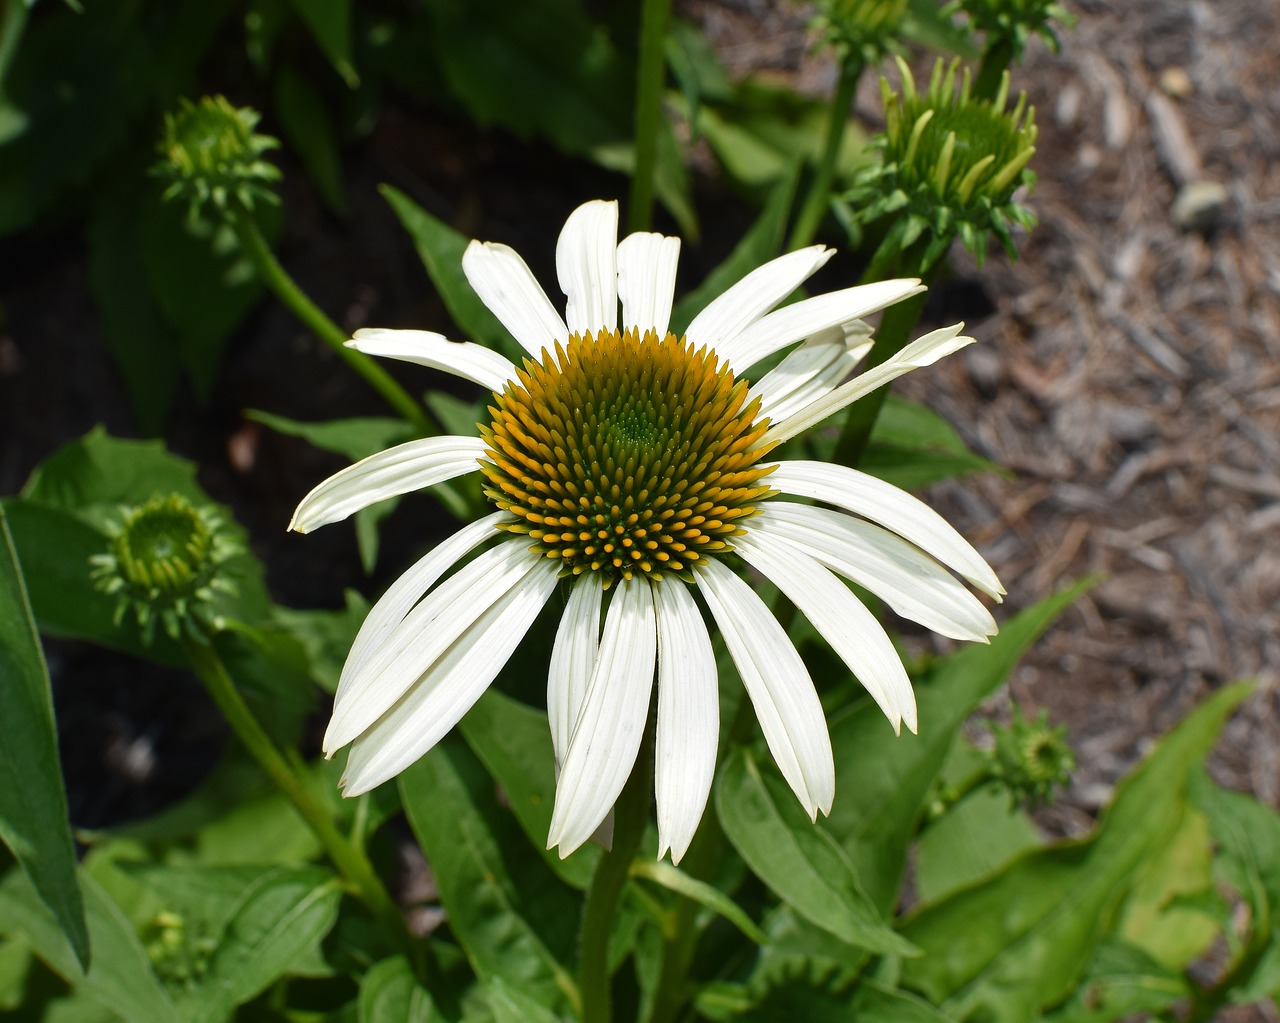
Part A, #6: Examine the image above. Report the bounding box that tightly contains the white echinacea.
[291,199,1003,864]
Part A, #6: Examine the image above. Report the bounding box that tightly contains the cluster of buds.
[91,493,240,643]
[987,706,1075,810]
[944,0,1075,61]
[812,0,909,67]
[143,911,216,992]
[154,95,281,216]
[842,56,1038,267]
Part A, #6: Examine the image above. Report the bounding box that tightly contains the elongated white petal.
[718,279,925,372]
[547,573,604,769]
[735,531,916,735]
[766,324,976,444]
[347,328,516,393]
[653,580,718,864]
[768,460,1004,599]
[749,324,873,423]
[557,200,618,338]
[548,575,657,856]
[342,559,559,795]
[617,231,681,339]
[337,513,505,703]
[695,557,834,818]
[324,540,540,753]
[684,246,834,353]
[289,436,485,533]
[752,503,997,642]
[462,240,569,358]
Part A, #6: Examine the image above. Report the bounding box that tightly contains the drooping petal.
[768,460,1004,599]
[324,540,542,753]
[341,558,560,795]
[547,572,604,770]
[557,200,619,338]
[462,240,569,359]
[617,231,681,339]
[695,557,834,819]
[765,324,976,444]
[548,575,657,857]
[337,512,505,702]
[684,246,834,353]
[749,323,873,423]
[717,278,925,373]
[735,531,916,735]
[752,503,997,642]
[653,580,718,864]
[289,436,486,533]
[347,328,516,393]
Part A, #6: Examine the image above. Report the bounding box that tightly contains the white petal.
[765,324,976,444]
[735,531,916,735]
[347,328,516,393]
[547,573,604,769]
[462,240,569,359]
[695,557,834,819]
[749,323,874,424]
[684,246,834,354]
[337,512,505,703]
[548,575,657,856]
[653,580,718,864]
[718,278,925,373]
[289,436,486,533]
[324,540,541,753]
[342,558,559,795]
[752,503,997,642]
[557,200,618,338]
[768,460,1004,600]
[617,231,681,338]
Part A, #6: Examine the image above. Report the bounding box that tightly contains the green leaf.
[914,784,1042,904]
[825,578,1096,913]
[630,860,765,943]
[464,975,564,1023]
[715,747,916,957]
[247,410,414,465]
[400,741,580,1014]
[860,395,1001,490]
[272,589,370,694]
[670,164,799,336]
[275,63,347,215]
[0,508,89,969]
[898,683,1251,1023]
[184,866,343,1023]
[378,186,518,359]
[286,0,356,84]
[0,867,176,1023]
[1042,939,1191,1023]
[359,955,440,1022]
[457,689,600,889]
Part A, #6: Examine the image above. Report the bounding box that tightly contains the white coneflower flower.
[290,200,1002,864]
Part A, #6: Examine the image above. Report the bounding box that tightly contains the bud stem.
[629,0,674,234]
[789,55,864,251]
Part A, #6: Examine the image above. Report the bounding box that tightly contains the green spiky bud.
[944,0,1076,61]
[91,493,240,642]
[988,707,1074,810]
[813,0,909,65]
[154,95,281,215]
[841,56,1039,266]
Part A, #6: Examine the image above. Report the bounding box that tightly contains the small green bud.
[842,56,1039,266]
[91,493,240,642]
[143,911,216,991]
[813,0,908,65]
[154,95,281,216]
[944,0,1076,61]
[988,706,1074,810]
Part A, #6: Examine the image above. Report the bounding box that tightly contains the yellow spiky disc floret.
[480,328,779,587]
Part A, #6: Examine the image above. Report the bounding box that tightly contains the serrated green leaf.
[0,508,88,970]
[400,741,580,1014]
[716,747,916,957]
[899,683,1251,1023]
[825,578,1096,914]
[359,955,439,1022]
[0,867,176,1023]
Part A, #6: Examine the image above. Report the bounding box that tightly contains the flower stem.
[628,0,674,233]
[181,634,430,979]
[230,210,436,436]
[789,56,863,251]
[580,728,654,1023]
